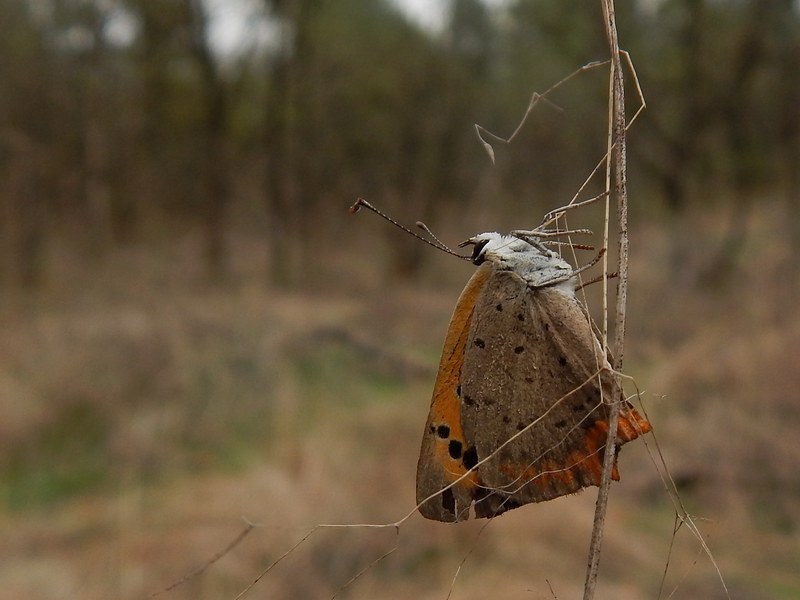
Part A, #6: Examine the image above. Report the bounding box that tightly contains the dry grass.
[1,200,798,599]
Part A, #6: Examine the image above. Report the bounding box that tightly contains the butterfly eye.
[470,239,490,265]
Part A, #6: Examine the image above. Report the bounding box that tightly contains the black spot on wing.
[436,425,450,439]
[514,346,525,354]
[496,303,503,312]
[474,338,485,348]
[442,488,455,514]
[559,355,568,366]
[462,447,478,470]
[448,439,463,459]
[463,394,474,406]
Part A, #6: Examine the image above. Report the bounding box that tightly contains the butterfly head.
[460,232,575,289]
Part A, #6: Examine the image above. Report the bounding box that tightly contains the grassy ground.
[1,200,798,599]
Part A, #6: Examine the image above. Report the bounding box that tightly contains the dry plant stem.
[151,521,255,597]
[445,520,492,600]
[562,51,645,211]
[583,0,628,599]
[235,527,319,599]
[331,543,399,600]
[474,60,610,163]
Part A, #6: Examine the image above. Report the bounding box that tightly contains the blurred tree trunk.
[4,135,49,289]
[778,0,800,303]
[133,0,174,232]
[263,29,291,285]
[639,0,708,276]
[788,142,800,303]
[0,1,52,289]
[263,0,319,287]
[699,0,773,289]
[79,7,114,255]
[190,0,230,279]
[664,0,704,216]
[385,107,430,279]
[640,0,714,277]
[386,0,496,280]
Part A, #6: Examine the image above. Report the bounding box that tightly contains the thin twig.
[151,519,256,597]
[234,527,319,599]
[475,60,610,163]
[583,1,629,599]
[445,519,493,600]
[330,529,399,600]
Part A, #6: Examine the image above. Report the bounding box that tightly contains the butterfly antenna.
[540,240,596,251]
[415,220,460,255]
[576,271,618,291]
[513,227,594,240]
[535,228,594,238]
[350,198,470,261]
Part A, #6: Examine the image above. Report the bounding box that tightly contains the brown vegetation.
[1,199,798,598]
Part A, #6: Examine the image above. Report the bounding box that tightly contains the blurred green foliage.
[3,401,110,509]
[0,0,798,287]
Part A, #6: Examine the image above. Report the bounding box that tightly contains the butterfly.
[415,231,651,522]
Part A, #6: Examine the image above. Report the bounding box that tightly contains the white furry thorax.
[467,232,575,291]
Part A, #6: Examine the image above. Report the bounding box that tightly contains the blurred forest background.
[1,0,799,598]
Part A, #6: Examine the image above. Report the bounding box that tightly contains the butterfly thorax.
[468,232,575,291]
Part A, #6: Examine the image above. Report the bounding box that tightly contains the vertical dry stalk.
[583,1,629,599]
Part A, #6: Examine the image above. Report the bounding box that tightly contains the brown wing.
[415,263,492,522]
[458,269,650,519]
